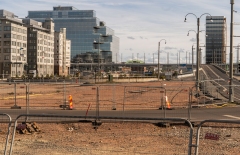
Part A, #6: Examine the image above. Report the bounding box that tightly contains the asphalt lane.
[1,106,240,122]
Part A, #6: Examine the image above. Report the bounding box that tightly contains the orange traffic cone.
[165,96,171,110]
[69,95,73,110]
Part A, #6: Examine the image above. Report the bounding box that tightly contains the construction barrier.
[8,114,194,155]
[69,95,73,110]
[0,113,12,155]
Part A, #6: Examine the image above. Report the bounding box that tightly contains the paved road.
[1,106,240,122]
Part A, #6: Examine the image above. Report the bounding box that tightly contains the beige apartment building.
[22,18,55,77]
[0,10,27,77]
[54,28,71,76]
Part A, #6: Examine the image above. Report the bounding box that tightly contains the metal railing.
[0,113,12,155]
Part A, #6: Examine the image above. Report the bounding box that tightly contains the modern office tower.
[54,28,71,76]
[28,6,119,66]
[206,16,227,64]
[0,10,28,78]
[22,18,55,77]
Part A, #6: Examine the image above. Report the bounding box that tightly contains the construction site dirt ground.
[1,122,240,155]
[1,80,239,154]
[0,81,200,110]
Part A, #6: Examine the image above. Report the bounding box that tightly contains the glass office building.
[28,6,119,64]
[206,16,227,64]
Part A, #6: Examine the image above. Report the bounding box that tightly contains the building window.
[4,56,9,60]
[4,34,11,38]
[4,48,11,53]
[4,41,11,46]
[4,26,11,31]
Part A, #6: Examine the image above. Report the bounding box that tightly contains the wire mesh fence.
[0,113,12,155]
[0,82,26,109]
[0,81,210,121]
[8,115,193,155]
[10,122,192,155]
[195,120,240,155]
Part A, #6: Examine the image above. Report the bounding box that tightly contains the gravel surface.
[1,122,239,155]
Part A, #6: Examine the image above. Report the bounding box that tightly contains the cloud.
[127,36,135,40]
[190,38,196,42]
[178,49,185,53]
[164,46,177,50]
[139,36,148,39]
[125,48,133,51]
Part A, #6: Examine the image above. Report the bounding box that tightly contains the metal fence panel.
[0,82,26,109]
[9,115,193,155]
[122,85,191,119]
[0,113,12,155]
[98,85,124,111]
[195,120,240,155]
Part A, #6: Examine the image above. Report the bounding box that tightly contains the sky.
[2,0,240,64]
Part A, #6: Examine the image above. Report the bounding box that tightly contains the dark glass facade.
[206,16,227,64]
[28,6,119,63]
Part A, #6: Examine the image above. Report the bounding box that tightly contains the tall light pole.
[237,44,240,73]
[93,35,102,82]
[189,52,190,64]
[185,13,212,90]
[153,53,154,64]
[121,53,122,63]
[179,51,180,65]
[188,31,206,73]
[192,44,196,72]
[229,0,234,102]
[186,51,187,64]
[158,39,166,81]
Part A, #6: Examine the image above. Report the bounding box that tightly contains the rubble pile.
[16,122,41,134]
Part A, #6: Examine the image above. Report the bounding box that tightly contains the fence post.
[96,87,100,121]
[112,85,116,110]
[188,87,191,121]
[164,88,166,118]
[25,83,30,121]
[123,86,126,116]
[63,80,66,109]
[11,81,21,109]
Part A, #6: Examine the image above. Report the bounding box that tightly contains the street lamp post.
[185,13,212,90]
[229,0,234,102]
[158,39,166,81]
[188,30,206,74]
[237,43,240,73]
[93,35,102,83]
